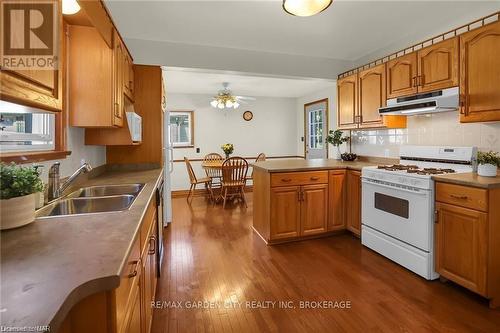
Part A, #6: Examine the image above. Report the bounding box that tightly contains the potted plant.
[0,163,43,230]
[221,143,234,159]
[326,130,349,160]
[477,151,499,177]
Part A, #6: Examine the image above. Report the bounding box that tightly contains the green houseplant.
[326,130,350,160]
[477,151,500,177]
[0,163,43,230]
[221,143,234,159]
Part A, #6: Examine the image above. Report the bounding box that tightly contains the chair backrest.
[222,157,248,184]
[250,153,266,177]
[184,157,197,184]
[203,153,223,178]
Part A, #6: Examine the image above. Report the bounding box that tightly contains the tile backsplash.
[351,112,500,158]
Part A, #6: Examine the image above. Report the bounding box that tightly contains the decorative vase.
[333,146,342,160]
[0,193,36,230]
[477,163,498,177]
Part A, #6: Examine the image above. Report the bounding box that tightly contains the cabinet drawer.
[271,171,328,187]
[140,199,156,254]
[115,236,141,332]
[436,182,488,212]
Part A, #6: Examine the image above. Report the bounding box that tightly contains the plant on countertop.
[221,143,234,158]
[0,162,43,200]
[326,129,350,146]
[476,151,499,177]
[477,151,500,167]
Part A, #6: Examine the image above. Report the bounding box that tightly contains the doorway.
[304,98,328,159]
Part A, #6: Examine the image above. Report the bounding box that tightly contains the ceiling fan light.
[218,103,224,109]
[62,0,81,15]
[283,0,332,17]
[210,100,218,107]
[226,100,233,108]
[233,102,240,109]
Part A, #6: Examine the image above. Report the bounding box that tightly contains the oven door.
[361,178,432,252]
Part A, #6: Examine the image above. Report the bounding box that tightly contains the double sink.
[36,184,145,218]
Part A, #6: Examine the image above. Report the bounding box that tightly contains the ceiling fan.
[210,82,256,109]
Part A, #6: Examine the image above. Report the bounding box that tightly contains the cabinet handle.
[128,260,140,278]
[450,194,468,200]
[412,76,417,87]
[281,178,292,182]
[148,236,156,255]
[298,190,304,202]
[434,210,439,223]
[310,176,320,181]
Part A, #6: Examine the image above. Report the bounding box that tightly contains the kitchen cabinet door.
[270,186,301,240]
[113,30,125,127]
[435,202,488,295]
[328,170,346,231]
[123,264,143,333]
[346,170,361,237]
[142,244,153,333]
[358,64,386,128]
[337,74,358,129]
[460,21,500,123]
[0,1,63,112]
[301,184,328,236]
[417,37,459,93]
[387,52,418,99]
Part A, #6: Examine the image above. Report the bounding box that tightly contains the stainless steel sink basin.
[36,195,135,218]
[66,184,144,198]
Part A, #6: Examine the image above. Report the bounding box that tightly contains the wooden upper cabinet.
[0,1,63,112]
[358,64,386,128]
[417,37,459,93]
[301,184,328,236]
[435,202,488,295]
[337,74,357,129]
[387,52,418,99]
[112,30,125,127]
[460,21,500,123]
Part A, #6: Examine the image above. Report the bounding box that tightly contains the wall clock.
[243,111,253,121]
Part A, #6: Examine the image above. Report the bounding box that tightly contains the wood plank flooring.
[151,196,500,333]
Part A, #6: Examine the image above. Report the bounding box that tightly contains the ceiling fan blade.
[236,96,256,101]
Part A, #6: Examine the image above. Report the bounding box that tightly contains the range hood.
[379,87,459,116]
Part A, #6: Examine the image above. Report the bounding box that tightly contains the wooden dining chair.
[184,157,214,203]
[246,153,266,184]
[221,157,249,209]
[203,153,223,187]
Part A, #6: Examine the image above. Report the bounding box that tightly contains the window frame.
[169,110,194,149]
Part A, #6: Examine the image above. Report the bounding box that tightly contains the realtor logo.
[1,0,58,70]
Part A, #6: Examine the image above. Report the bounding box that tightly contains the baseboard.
[172,185,253,198]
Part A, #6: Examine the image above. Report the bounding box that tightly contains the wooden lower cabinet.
[346,170,361,237]
[301,184,329,236]
[435,182,500,308]
[57,198,159,333]
[270,186,301,240]
[328,170,346,231]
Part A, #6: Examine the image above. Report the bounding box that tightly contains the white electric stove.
[361,146,477,280]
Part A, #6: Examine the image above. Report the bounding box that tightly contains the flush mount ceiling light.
[210,83,255,110]
[283,0,333,17]
[62,0,81,15]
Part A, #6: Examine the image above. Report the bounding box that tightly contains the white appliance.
[162,77,173,226]
[378,87,459,115]
[126,111,142,142]
[361,146,477,280]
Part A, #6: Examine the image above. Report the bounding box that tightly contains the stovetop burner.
[377,165,457,175]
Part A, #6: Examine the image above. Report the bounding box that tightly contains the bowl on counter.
[341,153,357,161]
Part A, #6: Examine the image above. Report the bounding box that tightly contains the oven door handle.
[362,178,430,196]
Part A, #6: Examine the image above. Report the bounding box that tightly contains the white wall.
[35,126,106,183]
[167,93,297,190]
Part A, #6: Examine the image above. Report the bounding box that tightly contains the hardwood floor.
[151,196,500,333]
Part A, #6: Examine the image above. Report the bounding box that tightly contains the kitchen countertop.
[0,167,163,332]
[252,158,377,172]
[432,172,500,189]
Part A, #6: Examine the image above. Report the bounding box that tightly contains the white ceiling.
[105,0,500,78]
[163,67,336,98]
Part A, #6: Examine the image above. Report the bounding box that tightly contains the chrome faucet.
[48,162,93,201]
